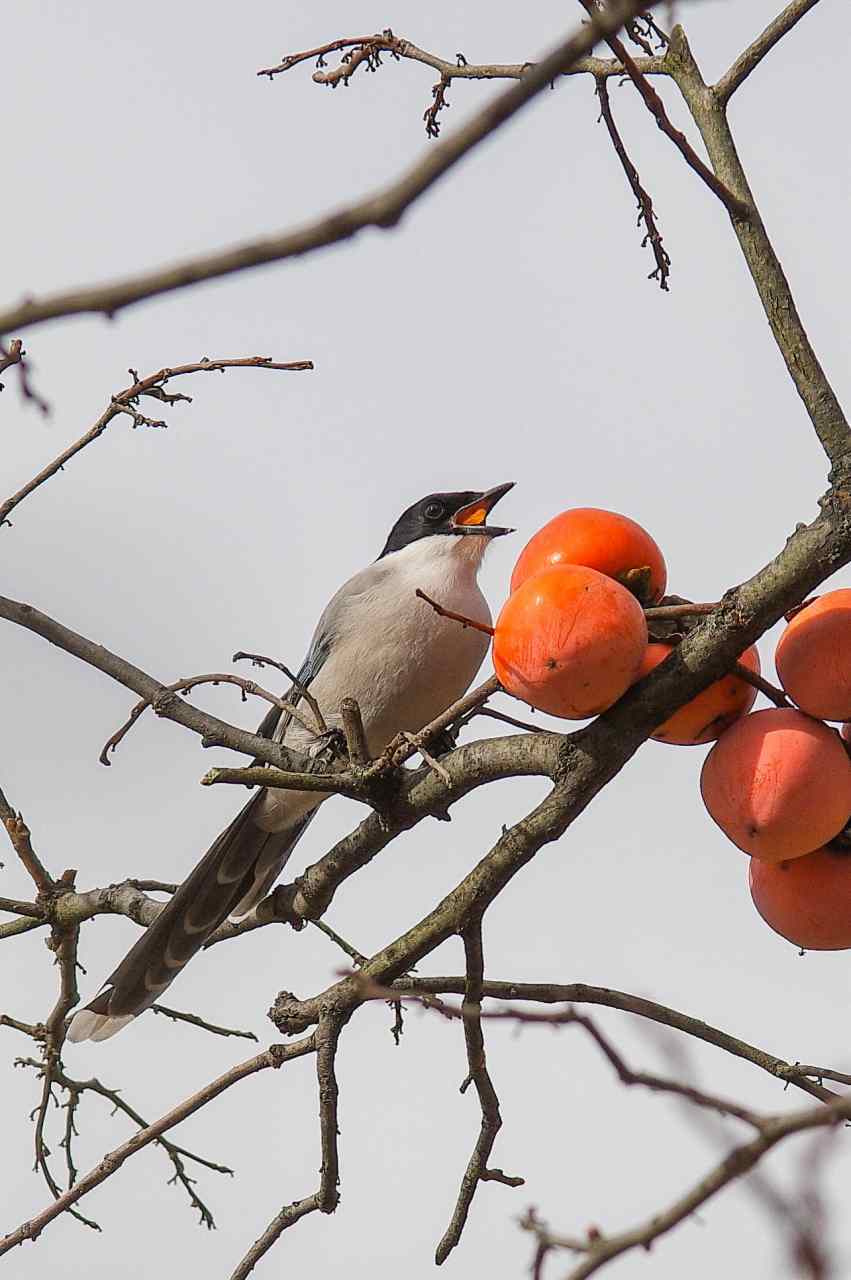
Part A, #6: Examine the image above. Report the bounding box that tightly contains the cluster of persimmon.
[491,510,851,953]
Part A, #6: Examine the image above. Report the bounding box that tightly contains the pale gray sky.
[3,2,851,1277]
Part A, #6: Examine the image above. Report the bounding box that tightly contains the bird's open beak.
[450,482,515,537]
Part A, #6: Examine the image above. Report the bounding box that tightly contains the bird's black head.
[379,483,515,558]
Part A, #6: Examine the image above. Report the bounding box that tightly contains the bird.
[67,483,514,1042]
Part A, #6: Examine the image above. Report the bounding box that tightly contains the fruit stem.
[733,662,791,710]
[643,602,719,620]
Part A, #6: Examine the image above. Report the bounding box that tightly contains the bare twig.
[715,0,822,105]
[595,77,670,289]
[435,924,523,1265]
[311,918,367,967]
[784,1064,851,1089]
[526,1091,851,1280]
[362,980,777,1130]
[0,1014,45,1039]
[0,3,659,338]
[424,76,451,138]
[0,338,49,414]
[0,357,311,528]
[228,1015,344,1280]
[387,978,837,1105]
[17,1054,232,1228]
[474,707,546,734]
[29,917,100,1231]
[415,588,495,635]
[1,1037,316,1254]
[0,338,23,378]
[0,594,316,774]
[257,31,666,85]
[233,650,327,733]
[151,1004,258,1042]
[340,697,370,765]
[0,790,54,893]
[579,0,750,220]
[400,732,452,787]
[100,671,318,767]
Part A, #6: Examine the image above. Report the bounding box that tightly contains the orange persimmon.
[775,589,851,720]
[635,642,760,745]
[492,564,647,719]
[510,507,667,604]
[700,708,851,862]
[749,846,851,950]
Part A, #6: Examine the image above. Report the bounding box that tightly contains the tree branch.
[257,32,666,88]
[579,0,749,219]
[0,337,49,414]
[0,594,315,773]
[0,1036,316,1254]
[594,76,670,289]
[527,1090,851,1280]
[390,978,837,1105]
[715,0,822,106]
[666,24,850,467]
[101,671,320,767]
[17,1056,235,1228]
[0,357,312,529]
[150,1004,258,1042]
[435,923,523,1265]
[0,2,658,338]
[228,1014,344,1279]
[0,788,54,893]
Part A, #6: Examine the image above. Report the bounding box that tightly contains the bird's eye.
[424,502,444,521]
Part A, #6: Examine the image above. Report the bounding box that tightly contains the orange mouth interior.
[454,505,488,526]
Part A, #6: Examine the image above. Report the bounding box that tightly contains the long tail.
[67,794,312,1043]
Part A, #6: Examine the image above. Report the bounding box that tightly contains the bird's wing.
[259,561,389,744]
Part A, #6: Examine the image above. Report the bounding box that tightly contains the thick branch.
[0,2,657,337]
[0,594,313,773]
[666,25,850,467]
[715,0,822,105]
[273,493,851,1034]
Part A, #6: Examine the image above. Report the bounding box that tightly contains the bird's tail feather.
[66,794,310,1043]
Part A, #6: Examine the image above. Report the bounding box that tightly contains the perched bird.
[68,483,514,1042]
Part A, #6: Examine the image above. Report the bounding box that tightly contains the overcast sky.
[3,2,851,1278]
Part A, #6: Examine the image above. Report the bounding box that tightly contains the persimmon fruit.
[635,642,760,745]
[775,589,851,720]
[700,708,851,861]
[749,846,851,950]
[493,564,648,719]
[510,507,667,604]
